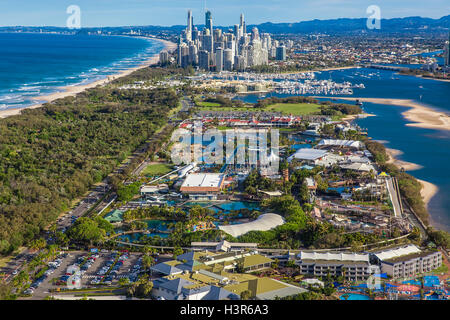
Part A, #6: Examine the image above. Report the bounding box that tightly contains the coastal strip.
[417,179,439,209]
[0,38,177,119]
[314,95,445,218]
[386,148,438,209]
[277,65,359,75]
[385,148,423,171]
[318,96,450,132]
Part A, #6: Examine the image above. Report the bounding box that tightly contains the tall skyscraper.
[215,47,224,72]
[234,24,239,39]
[251,27,260,41]
[445,32,450,67]
[199,50,210,70]
[240,13,246,36]
[159,51,169,64]
[206,10,213,35]
[224,49,234,71]
[186,10,193,41]
[276,46,287,61]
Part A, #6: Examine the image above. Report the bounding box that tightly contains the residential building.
[371,244,442,279]
[276,46,286,61]
[295,251,372,281]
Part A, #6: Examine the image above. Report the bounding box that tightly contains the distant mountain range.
[1,15,449,36]
[249,15,450,34]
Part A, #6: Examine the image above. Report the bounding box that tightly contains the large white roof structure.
[287,148,328,162]
[317,139,363,149]
[373,244,422,262]
[298,251,369,262]
[180,173,225,193]
[340,163,376,172]
[182,173,224,188]
[218,214,285,238]
[315,154,344,167]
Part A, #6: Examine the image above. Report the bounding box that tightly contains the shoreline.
[417,179,439,210]
[414,74,450,83]
[314,95,446,226]
[385,147,423,171]
[385,147,438,209]
[314,96,450,132]
[268,65,359,76]
[0,37,177,119]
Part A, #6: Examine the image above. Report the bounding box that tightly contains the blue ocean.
[236,64,450,231]
[0,32,164,110]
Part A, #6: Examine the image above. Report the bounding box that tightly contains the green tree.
[142,255,155,270]
[29,238,47,251]
[118,277,130,287]
[172,246,183,259]
[240,290,252,300]
[66,217,113,245]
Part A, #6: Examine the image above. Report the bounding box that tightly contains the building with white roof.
[371,244,442,279]
[180,173,225,200]
[218,213,285,238]
[287,148,328,164]
[317,139,363,149]
[298,251,370,262]
[295,251,371,281]
[191,241,258,252]
[315,153,344,167]
[340,163,376,172]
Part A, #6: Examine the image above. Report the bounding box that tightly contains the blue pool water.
[215,201,261,212]
[403,276,440,287]
[340,293,371,300]
[116,219,174,241]
[291,143,312,150]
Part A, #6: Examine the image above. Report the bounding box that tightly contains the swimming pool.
[182,201,261,214]
[340,293,371,300]
[402,276,440,287]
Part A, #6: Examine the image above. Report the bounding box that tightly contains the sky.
[0,0,449,27]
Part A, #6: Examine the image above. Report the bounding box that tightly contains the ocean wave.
[17,86,41,91]
[0,94,22,101]
[0,40,161,111]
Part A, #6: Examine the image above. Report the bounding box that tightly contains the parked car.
[24,288,34,295]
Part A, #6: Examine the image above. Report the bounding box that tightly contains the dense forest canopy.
[0,68,180,255]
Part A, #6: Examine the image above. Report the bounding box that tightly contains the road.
[2,96,192,283]
[56,182,111,230]
[1,249,34,283]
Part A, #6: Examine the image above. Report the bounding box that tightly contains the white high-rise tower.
[186,10,193,41]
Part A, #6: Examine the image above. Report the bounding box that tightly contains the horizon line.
[0,14,448,29]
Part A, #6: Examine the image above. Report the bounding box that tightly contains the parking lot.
[22,250,143,300]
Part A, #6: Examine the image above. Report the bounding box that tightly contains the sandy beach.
[417,179,439,208]
[385,148,423,171]
[312,95,446,218]
[0,37,177,119]
[314,66,359,72]
[341,113,375,121]
[386,148,438,208]
[323,96,450,132]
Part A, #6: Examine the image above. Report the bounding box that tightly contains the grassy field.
[196,102,322,115]
[266,103,321,115]
[196,101,222,107]
[141,163,174,176]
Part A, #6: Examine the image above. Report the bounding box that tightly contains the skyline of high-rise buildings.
[177,9,291,72]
